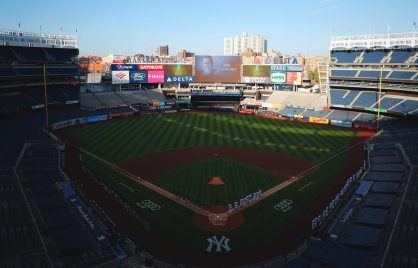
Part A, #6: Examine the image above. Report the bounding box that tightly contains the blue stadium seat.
[372,97,403,110]
[358,70,389,79]
[388,71,416,80]
[331,51,361,63]
[14,67,43,76]
[0,67,17,77]
[327,110,359,121]
[330,89,359,106]
[388,51,416,63]
[353,91,379,108]
[330,69,358,77]
[361,51,388,64]
[391,100,418,113]
[47,67,78,75]
[354,113,376,122]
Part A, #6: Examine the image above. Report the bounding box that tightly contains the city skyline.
[0,0,417,56]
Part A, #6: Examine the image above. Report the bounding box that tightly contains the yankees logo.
[274,199,293,212]
[206,235,231,252]
[137,200,161,211]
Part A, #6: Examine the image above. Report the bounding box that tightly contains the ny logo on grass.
[206,235,231,252]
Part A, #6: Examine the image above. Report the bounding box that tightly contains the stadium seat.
[361,51,388,64]
[331,51,361,63]
[388,51,416,64]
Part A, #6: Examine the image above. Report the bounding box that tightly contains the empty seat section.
[0,68,17,77]
[14,67,43,76]
[353,91,379,107]
[331,51,361,63]
[361,51,388,63]
[358,70,389,79]
[373,97,403,110]
[330,89,359,106]
[47,67,78,75]
[327,110,359,121]
[388,71,416,80]
[388,51,416,63]
[391,100,418,113]
[330,69,357,77]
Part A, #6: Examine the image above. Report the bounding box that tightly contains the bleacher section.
[388,51,416,64]
[265,91,327,110]
[331,69,358,77]
[330,89,359,106]
[0,44,80,115]
[388,71,416,80]
[20,143,124,267]
[360,51,388,64]
[357,70,389,79]
[352,91,379,107]
[331,51,362,63]
[329,46,418,118]
[80,89,166,109]
[0,141,49,267]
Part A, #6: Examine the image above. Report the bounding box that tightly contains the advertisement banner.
[309,117,329,124]
[111,64,136,71]
[165,76,195,83]
[195,55,241,83]
[130,70,148,83]
[112,55,125,64]
[286,72,302,85]
[241,77,270,83]
[271,65,303,72]
[112,71,129,84]
[164,64,193,76]
[243,65,271,77]
[148,70,165,83]
[330,120,352,128]
[270,71,286,84]
[138,64,164,70]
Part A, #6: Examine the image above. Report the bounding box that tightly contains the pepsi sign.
[165,76,195,83]
[130,70,148,83]
[111,64,137,71]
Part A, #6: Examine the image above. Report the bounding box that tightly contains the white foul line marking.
[118,182,135,192]
[299,181,313,192]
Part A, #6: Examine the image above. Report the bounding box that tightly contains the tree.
[309,69,319,84]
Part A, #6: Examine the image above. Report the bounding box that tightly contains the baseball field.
[57,112,369,266]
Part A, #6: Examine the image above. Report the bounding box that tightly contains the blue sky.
[1,0,417,56]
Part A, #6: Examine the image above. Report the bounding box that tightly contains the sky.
[1,0,417,56]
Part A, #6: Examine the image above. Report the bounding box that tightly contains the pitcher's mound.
[208,176,226,186]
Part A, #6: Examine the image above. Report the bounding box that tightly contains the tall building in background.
[224,32,267,55]
[155,45,169,56]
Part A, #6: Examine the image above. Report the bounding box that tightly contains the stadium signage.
[271,65,303,72]
[112,71,129,84]
[111,64,136,71]
[165,75,195,83]
[148,70,165,83]
[130,70,148,83]
[309,117,329,124]
[241,77,270,83]
[270,71,286,84]
[138,64,164,70]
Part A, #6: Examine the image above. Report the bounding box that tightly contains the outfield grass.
[66,113,355,164]
[62,113,362,255]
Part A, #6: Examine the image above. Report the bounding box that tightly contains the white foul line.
[118,182,135,192]
[299,181,313,192]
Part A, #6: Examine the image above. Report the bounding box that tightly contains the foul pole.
[43,64,49,128]
[376,65,383,132]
